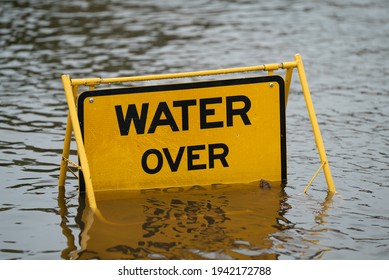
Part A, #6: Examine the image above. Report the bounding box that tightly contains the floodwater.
[1,0,388,260]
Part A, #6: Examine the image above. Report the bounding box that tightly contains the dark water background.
[1,0,388,259]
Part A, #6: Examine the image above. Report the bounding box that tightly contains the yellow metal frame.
[59,54,336,210]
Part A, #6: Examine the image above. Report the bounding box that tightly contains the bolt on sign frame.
[59,54,336,211]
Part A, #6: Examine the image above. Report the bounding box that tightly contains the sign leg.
[62,75,98,209]
[295,54,336,193]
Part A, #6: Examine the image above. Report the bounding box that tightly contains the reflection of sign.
[72,183,283,260]
[78,76,286,191]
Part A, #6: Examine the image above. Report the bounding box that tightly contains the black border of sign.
[77,75,286,192]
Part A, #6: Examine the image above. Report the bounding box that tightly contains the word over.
[142,143,229,174]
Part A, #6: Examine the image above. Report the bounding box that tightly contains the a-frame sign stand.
[59,54,336,211]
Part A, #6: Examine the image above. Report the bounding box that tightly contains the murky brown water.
[1,0,389,259]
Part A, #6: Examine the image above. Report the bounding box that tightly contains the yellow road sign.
[78,76,286,192]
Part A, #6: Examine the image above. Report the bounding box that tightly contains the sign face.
[78,76,286,192]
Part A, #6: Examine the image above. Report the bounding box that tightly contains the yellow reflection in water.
[61,181,291,259]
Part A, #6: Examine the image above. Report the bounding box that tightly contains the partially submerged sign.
[59,55,336,211]
[77,76,286,192]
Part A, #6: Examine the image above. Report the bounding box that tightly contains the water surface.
[1,0,388,259]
